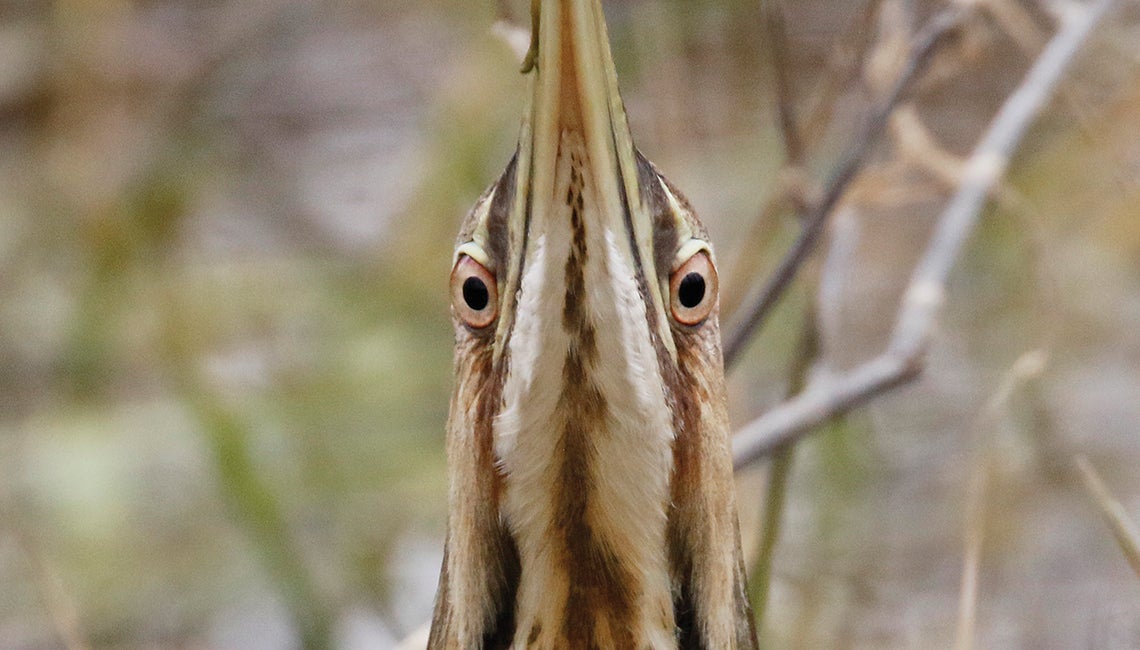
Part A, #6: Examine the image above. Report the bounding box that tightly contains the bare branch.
[723,7,966,368]
[815,207,860,367]
[733,0,1117,469]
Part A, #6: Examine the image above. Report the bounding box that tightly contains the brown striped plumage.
[429,2,757,648]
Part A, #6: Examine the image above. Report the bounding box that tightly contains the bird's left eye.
[451,255,498,329]
[669,252,717,326]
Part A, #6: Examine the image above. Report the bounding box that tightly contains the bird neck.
[493,133,679,648]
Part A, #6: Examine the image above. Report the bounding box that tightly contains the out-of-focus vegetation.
[0,0,1137,648]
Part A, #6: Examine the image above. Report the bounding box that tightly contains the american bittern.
[429,1,757,647]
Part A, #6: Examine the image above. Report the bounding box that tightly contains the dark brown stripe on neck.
[553,152,637,646]
[474,346,520,648]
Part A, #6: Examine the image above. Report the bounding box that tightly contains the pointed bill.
[493,0,677,364]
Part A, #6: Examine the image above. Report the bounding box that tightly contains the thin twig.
[799,0,886,142]
[719,172,812,318]
[744,5,827,634]
[720,0,875,320]
[724,7,966,368]
[762,0,804,165]
[1075,455,1140,579]
[720,0,816,318]
[973,0,1047,54]
[748,305,818,637]
[733,0,1117,469]
[749,445,794,636]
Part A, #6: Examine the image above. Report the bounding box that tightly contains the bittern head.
[429,2,756,648]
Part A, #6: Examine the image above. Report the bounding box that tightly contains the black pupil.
[678,272,706,309]
[462,276,490,311]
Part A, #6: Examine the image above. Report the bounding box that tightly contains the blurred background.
[1,0,1138,648]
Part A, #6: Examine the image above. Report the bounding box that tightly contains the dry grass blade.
[1,479,91,650]
[954,447,988,650]
[953,350,1049,650]
[1074,455,1140,579]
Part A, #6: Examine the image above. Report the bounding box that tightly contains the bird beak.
[490,0,677,364]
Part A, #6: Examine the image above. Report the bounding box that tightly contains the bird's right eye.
[450,255,498,329]
[669,251,717,326]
